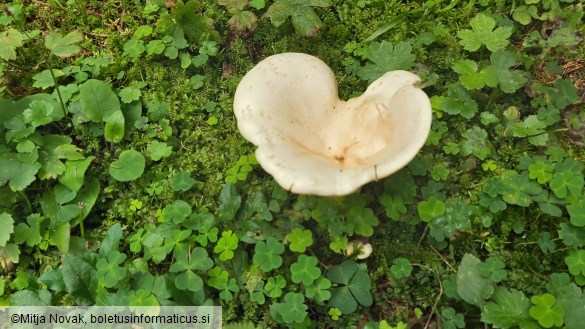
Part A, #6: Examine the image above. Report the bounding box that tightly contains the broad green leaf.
[457,13,512,52]
[0,243,20,270]
[58,156,95,192]
[0,153,41,191]
[32,69,64,89]
[134,25,153,39]
[452,59,487,90]
[62,255,96,304]
[44,31,83,57]
[219,183,241,220]
[10,289,52,306]
[229,10,257,31]
[0,28,24,60]
[104,111,125,142]
[23,100,55,127]
[0,213,14,247]
[457,254,493,307]
[391,258,413,279]
[79,79,121,122]
[72,177,100,223]
[13,214,43,247]
[357,41,416,82]
[265,0,332,36]
[109,150,145,182]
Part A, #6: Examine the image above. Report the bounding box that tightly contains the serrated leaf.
[62,255,96,304]
[0,28,24,60]
[483,50,529,93]
[32,69,65,89]
[357,41,416,82]
[119,86,141,103]
[169,171,195,191]
[265,0,332,37]
[147,141,172,161]
[0,153,41,191]
[457,13,512,52]
[481,287,534,328]
[44,31,83,58]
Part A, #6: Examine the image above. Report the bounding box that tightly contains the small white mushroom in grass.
[233,53,432,196]
[344,240,373,260]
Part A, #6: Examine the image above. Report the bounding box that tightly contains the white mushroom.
[344,240,373,260]
[233,53,432,196]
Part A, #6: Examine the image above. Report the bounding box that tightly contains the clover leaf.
[441,307,465,329]
[529,161,554,184]
[461,126,492,160]
[567,196,585,227]
[290,255,321,286]
[390,257,413,279]
[214,230,238,261]
[169,171,196,191]
[170,246,213,292]
[379,194,407,220]
[565,249,585,276]
[529,294,564,328]
[253,237,284,272]
[417,197,446,222]
[96,251,127,288]
[162,200,192,223]
[478,257,507,282]
[119,86,141,103]
[264,275,286,298]
[109,150,145,182]
[265,0,332,37]
[327,260,373,314]
[305,277,331,303]
[270,292,308,324]
[550,170,584,199]
[286,228,313,253]
[457,13,512,52]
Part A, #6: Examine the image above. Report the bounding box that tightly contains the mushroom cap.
[234,53,432,196]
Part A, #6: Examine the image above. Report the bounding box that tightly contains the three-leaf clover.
[379,194,407,220]
[286,228,313,253]
[567,196,585,227]
[417,197,446,222]
[169,171,196,192]
[214,230,239,261]
[327,260,373,314]
[290,255,321,286]
[253,237,285,272]
[264,275,286,298]
[390,258,413,279]
[305,277,331,303]
[565,249,585,276]
[529,294,564,328]
[528,161,554,184]
[270,292,308,324]
[457,13,512,52]
[478,257,507,282]
[96,251,127,288]
[169,247,214,292]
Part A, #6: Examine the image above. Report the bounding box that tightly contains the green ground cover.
[1,0,584,328]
